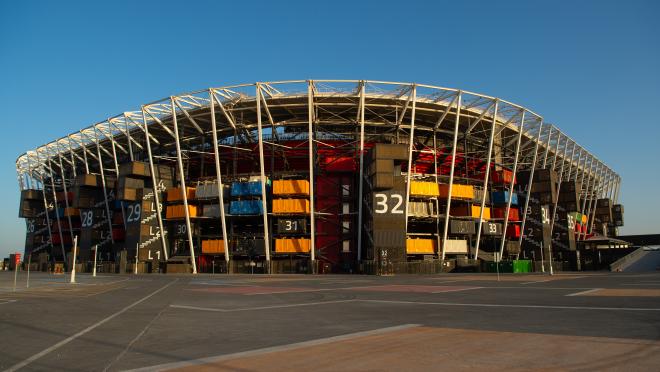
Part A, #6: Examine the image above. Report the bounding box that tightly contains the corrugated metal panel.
[273,180,310,196]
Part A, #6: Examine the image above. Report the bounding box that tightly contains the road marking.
[431,287,483,294]
[4,278,180,372]
[103,305,170,372]
[0,299,17,305]
[566,288,602,297]
[170,299,358,313]
[521,279,554,285]
[359,299,660,311]
[125,323,420,372]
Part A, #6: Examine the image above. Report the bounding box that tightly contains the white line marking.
[359,299,660,311]
[566,288,602,297]
[125,323,420,372]
[4,278,179,372]
[622,283,660,286]
[170,299,357,313]
[103,306,169,372]
[521,279,554,285]
[431,287,483,293]
[0,299,17,305]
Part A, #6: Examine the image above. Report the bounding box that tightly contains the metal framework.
[16,80,621,268]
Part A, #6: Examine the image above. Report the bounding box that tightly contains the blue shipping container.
[231,182,267,197]
[230,200,264,215]
[492,191,518,206]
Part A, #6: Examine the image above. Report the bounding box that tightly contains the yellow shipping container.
[406,238,436,254]
[438,184,474,200]
[166,204,198,219]
[273,179,310,196]
[472,206,491,219]
[275,238,311,253]
[410,181,440,197]
[167,187,196,202]
[201,239,225,254]
[272,199,310,214]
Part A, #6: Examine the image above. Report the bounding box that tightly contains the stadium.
[15,80,625,274]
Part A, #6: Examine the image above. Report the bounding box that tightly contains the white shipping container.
[443,239,468,254]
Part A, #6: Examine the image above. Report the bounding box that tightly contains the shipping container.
[230,181,268,197]
[272,199,310,214]
[201,239,225,254]
[119,161,150,178]
[229,200,264,215]
[492,207,520,221]
[492,191,518,205]
[406,238,436,254]
[438,184,474,200]
[165,204,198,219]
[167,187,196,201]
[443,239,469,254]
[451,205,491,219]
[273,179,310,196]
[275,238,311,253]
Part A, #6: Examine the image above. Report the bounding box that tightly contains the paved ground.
[1,270,660,371]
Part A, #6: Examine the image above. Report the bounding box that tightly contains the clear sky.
[1,0,658,259]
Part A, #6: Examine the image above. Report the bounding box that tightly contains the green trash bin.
[512,259,532,273]
[498,261,513,273]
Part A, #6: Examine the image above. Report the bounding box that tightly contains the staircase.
[610,247,660,272]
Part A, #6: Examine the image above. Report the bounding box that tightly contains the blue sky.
[1,0,658,259]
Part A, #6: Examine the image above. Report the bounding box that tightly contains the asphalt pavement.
[1,270,659,371]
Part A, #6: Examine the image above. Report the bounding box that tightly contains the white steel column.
[517,120,544,256]
[93,129,116,246]
[549,136,569,234]
[209,90,231,267]
[56,153,75,248]
[404,85,417,234]
[123,114,135,161]
[541,126,553,169]
[474,99,498,260]
[43,153,67,266]
[356,82,366,262]
[255,84,271,269]
[587,163,604,235]
[30,154,55,261]
[141,108,169,261]
[498,111,525,259]
[307,81,317,265]
[170,97,197,274]
[441,92,462,261]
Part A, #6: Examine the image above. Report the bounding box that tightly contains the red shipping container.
[506,225,521,238]
[492,169,515,184]
[322,157,356,172]
[112,228,125,241]
[493,207,520,221]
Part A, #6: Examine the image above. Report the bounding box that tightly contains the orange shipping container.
[167,187,196,202]
[275,238,311,253]
[201,239,225,254]
[63,207,79,217]
[272,199,310,214]
[438,184,474,200]
[166,204,198,219]
[406,238,436,254]
[410,181,440,197]
[273,180,310,196]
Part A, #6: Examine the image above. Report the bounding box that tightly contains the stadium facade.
[15,80,625,274]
